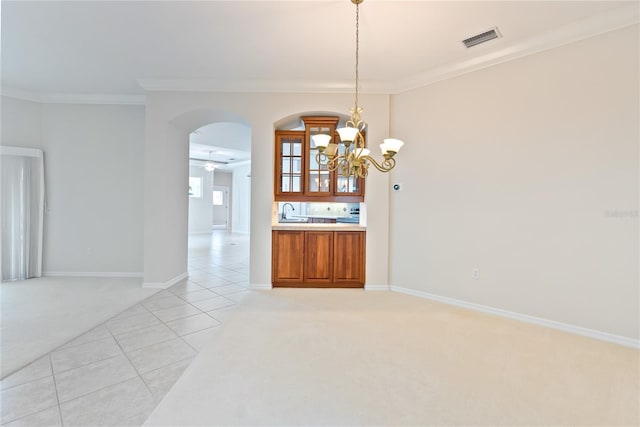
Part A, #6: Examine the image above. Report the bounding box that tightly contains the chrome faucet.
[281,203,295,220]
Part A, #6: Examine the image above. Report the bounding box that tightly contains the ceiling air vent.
[462,27,501,48]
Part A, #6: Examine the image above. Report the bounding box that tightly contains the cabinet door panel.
[275,131,305,200]
[305,122,334,197]
[272,231,305,284]
[333,231,365,285]
[304,231,334,284]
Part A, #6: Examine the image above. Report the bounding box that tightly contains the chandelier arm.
[361,155,396,173]
[339,158,351,177]
[327,155,345,172]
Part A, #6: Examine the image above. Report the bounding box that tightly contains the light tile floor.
[0,231,249,426]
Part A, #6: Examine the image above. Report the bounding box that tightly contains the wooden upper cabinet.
[274,116,364,202]
[303,116,338,198]
[274,131,304,199]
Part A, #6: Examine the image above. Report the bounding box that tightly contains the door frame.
[212,185,230,229]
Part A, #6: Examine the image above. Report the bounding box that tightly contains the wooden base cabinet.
[304,231,334,284]
[271,230,305,284]
[272,230,365,288]
[333,231,366,286]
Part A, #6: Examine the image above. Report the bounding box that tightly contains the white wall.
[1,96,42,149]
[37,104,144,274]
[191,123,251,152]
[143,92,390,287]
[389,25,639,339]
[231,163,251,234]
[213,170,232,187]
[188,165,214,233]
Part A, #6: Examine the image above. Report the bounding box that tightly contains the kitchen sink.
[279,217,309,223]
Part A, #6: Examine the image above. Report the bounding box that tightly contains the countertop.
[272,223,366,231]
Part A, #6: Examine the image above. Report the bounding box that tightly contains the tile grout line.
[146,297,208,354]
[174,289,223,304]
[49,327,200,409]
[0,373,53,393]
[48,353,65,427]
[0,301,153,382]
[106,301,182,398]
[48,302,163,405]
[52,351,123,377]
[54,376,152,417]
[4,235,248,427]
[0,404,61,427]
[109,327,157,398]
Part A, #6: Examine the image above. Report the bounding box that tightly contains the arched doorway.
[186,119,251,294]
[142,108,251,288]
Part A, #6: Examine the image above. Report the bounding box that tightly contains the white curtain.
[1,146,45,281]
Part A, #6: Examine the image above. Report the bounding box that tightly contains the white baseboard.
[391,286,639,349]
[143,272,188,289]
[249,283,272,290]
[364,284,390,291]
[44,271,143,278]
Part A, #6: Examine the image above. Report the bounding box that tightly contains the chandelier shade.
[336,127,359,144]
[381,138,405,154]
[311,134,332,149]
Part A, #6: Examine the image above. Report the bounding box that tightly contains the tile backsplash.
[273,202,364,223]
[305,202,357,216]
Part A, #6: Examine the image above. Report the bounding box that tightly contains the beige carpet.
[144,289,639,426]
[1,276,157,378]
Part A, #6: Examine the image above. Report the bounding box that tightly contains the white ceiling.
[189,122,251,169]
[2,1,637,97]
[5,1,636,168]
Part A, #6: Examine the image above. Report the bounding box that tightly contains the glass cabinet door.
[307,125,332,195]
[276,132,303,197]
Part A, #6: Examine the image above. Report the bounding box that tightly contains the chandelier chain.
[354,1,359,111]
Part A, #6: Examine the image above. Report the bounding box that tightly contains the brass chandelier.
[312,0,404,179]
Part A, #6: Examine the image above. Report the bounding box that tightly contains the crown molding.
[136,78,393,94]
[1,87,42,103]
[225,159,251,169]
[1,87,146,105]
[4,4,637,101]
[392,3,639,93]
[138,4,637,96]
[40,93,146,105]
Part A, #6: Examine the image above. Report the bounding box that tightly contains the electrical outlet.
[87,247,93,255]
[472,268,480,280]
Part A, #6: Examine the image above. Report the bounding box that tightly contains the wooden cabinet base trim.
[273,283,364,289]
